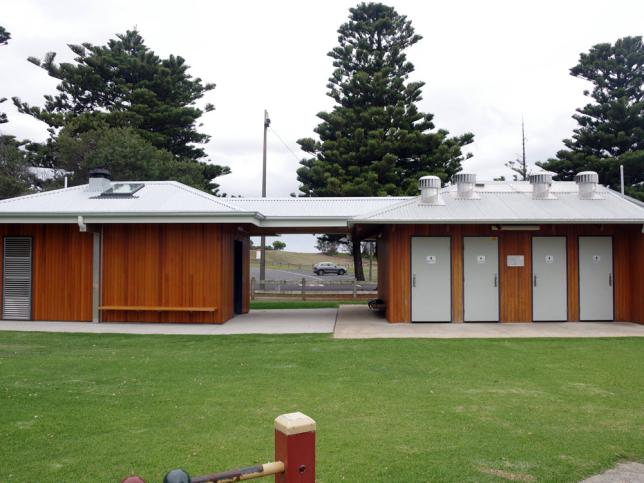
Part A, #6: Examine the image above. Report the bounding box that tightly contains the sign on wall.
[506,255,524,267]
[426,255,437,264]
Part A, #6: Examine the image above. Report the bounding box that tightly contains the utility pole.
[521,116,527,180]
[260,110,270,285]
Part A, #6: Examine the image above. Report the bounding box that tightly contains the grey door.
[2,237,32,320]
[411,237,451,322]
[463,237,499,321]
[532,237,567,321]
[579,237,613,321]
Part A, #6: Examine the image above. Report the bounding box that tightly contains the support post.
[352,279,357,299]
[274,412,316,483]
[92,230,101,323]
[301,277,306,301]
[259,110,270,289]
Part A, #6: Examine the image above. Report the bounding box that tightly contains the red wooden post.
[274,412,316,483]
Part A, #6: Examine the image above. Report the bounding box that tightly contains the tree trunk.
[352,240,365,281]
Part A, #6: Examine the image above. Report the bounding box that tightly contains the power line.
[269,125,303,163]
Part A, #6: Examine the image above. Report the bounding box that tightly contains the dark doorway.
[233,240,243,315]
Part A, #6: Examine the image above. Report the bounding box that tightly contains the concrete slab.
[582,462,644,482]
[334,305,644,339]
[0,309,337,336]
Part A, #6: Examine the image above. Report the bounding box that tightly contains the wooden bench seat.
[99,306,217,313]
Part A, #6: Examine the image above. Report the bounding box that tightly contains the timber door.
[2,237,32,320]
[463,237,499,322]
[411,237,451,322]
[579,236,613,321]
[532,237,567,321]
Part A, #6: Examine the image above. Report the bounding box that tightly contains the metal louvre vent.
[3,237,32,320]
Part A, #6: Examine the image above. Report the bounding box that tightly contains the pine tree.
[13,30,229,192]
[537,36,644,199]
[0,136,36,199]
[0,26,11,124]
[297,3,473,278]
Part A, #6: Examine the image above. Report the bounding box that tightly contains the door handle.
[412,274,416,288]
[609,273,612,287]
[533,274,537,287]
[493,274,498,287]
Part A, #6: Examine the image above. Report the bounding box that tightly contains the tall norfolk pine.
[538,36,644,200]
[296,3,474,279]
[296,2,473,198]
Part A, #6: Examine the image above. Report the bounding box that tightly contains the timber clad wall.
[0,223,249,323]
[0,224,93,321]
[101,224,248,323]
[377,224,644,324]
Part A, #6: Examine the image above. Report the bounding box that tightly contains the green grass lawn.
[1,333,642,482]
[250,300,366,309]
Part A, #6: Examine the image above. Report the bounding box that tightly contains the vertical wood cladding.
[499,232,532,322]
[101,224,244,323]
[377,223,643,324]
[0,224,93,321]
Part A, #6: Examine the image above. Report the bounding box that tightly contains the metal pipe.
[191,461,285,483]
[620,164,624,196]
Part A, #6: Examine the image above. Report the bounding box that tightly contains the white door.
[463,237,499,321]
[532,237,567,321]
[411,237,451,322]
[579,237,613,321]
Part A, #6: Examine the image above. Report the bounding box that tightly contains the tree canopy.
[537,36,644,199]
[296,2,473,198]
[12,30,229,193]
[0,25,11,124]
[0,135,36,199]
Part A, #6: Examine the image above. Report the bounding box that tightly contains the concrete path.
[0,309,337,336]
[582,462,644,482]
[334,305,644,339]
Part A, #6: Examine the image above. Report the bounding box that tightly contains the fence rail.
[251,277,377,300]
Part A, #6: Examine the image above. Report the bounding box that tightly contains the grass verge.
[250,300,366,309]
[0,333,642,482]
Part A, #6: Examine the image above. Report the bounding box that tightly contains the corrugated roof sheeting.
[354,186,644,223]
[224,197,411,217]
[0,182,240,214]
[0,179,641,225]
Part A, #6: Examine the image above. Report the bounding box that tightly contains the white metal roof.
[0,181,257,223]
[224,197,409,217]
[351,182,644,224]
[0,179,642,226]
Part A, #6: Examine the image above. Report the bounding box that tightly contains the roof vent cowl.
[453,173,480,199]
[529,173,556,199]
[575,171,603,199]
[418,175,444,205]
[87,168,112,193]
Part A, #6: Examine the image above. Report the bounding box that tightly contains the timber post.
[274,412,316,483]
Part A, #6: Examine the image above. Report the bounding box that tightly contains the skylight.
[98,183,144,197]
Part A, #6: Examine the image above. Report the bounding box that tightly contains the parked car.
[312,261,347,276]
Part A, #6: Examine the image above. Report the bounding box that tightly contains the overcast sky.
[2,0,642,251]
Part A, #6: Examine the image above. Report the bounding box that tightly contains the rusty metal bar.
[191,461,284,483]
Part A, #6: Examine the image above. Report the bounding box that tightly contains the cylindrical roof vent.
[418,175,442,204]
[529,173,554,199]
[575,171,600,199]
[87,168,112,192]
[454,173,477,199]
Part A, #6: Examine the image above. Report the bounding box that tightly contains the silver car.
[312,261,347,276]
